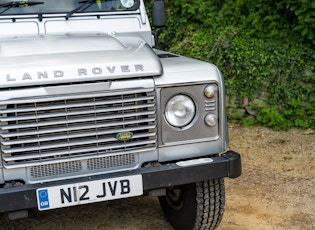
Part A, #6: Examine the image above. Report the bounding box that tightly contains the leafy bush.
[256,107,289,130]
[160,0,314,49]
[284,0,315,42]
[157,0,315,129]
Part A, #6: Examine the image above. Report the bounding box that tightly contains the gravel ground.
[1,126,314,230]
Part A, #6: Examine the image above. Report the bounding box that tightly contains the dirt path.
[1,126,314,230]
[222,126,315,230]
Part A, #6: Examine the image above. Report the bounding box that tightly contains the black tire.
[158,179,225,230]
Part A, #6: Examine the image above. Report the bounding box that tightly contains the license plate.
[36,175,143,211]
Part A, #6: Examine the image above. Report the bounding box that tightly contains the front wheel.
[158,179,225,230]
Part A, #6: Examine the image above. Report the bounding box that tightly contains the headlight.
[165,95,196,127]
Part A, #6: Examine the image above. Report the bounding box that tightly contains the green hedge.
[286,0,315,42]
[160,0,315,46]
[157,0,315,130]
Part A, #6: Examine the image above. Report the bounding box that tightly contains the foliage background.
[155,0,315,130]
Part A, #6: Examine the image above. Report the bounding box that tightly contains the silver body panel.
[0,34,162,88]
[155,52,229,161]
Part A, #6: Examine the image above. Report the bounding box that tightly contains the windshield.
[0,0,140,15]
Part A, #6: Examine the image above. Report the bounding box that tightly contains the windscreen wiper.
[0,1,44,14]
[66,0,100,20]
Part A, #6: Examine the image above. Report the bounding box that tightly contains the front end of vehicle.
[0,0,241,229]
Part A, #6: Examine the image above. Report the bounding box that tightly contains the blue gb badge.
[37,189,50,209]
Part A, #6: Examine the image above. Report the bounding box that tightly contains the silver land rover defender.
[0,0,241,229]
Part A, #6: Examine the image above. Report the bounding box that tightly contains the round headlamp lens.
[165,95,196,127]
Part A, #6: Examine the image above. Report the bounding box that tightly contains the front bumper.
[0,150,241,213]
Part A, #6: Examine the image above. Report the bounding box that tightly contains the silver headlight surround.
[159,83,220,146]
[164,94,196,128]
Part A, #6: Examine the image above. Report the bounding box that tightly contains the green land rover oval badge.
[116,131,133,141]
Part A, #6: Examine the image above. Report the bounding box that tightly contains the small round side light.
[204,85,217,98]
[205,113,217,127]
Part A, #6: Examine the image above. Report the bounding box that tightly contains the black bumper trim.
[0,150,241,213]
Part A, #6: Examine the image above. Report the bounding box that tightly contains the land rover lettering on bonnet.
[4,64,145,82]
[0,1,241,229]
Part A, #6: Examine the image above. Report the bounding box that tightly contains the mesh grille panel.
[87,154,136,170]
[29,153,137,179]
[30,161,82,178]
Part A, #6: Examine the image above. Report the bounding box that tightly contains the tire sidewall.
[159,183,197,230]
